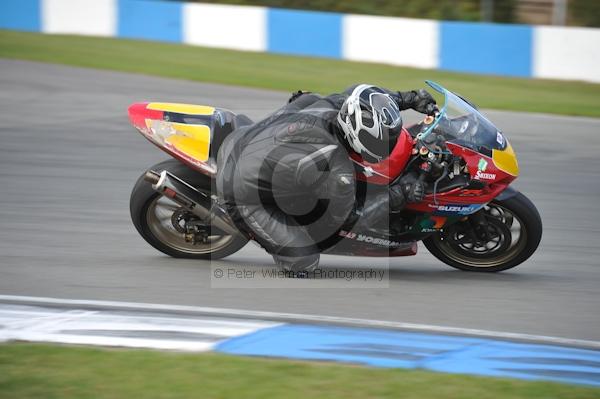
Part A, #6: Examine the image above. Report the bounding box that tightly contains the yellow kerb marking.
[147,102,215,116]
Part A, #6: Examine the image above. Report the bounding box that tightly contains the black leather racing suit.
[216,92,353,272]
[216,87,428,272]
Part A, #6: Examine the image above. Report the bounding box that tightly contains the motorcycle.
[128,81,542,272]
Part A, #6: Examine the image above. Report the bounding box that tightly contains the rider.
[216,84,437,274]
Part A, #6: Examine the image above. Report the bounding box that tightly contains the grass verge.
[1,30,599,118]
[0,343,598,399]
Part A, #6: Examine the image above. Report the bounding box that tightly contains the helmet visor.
[370,92,402,129]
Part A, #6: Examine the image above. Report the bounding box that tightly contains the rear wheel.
[130,159,248,259]
[423,191,542,272]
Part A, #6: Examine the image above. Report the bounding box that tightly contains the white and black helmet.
[337,84,403,162]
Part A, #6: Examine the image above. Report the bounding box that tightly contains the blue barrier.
[0,0,40,32]
[118,0,183,43]
[267,8,342,58]
[440,21,533,77]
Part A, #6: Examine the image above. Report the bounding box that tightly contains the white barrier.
[343,15,439,69]
[533,26,600,83]
[42,0,116,37]
[183,3,266,51]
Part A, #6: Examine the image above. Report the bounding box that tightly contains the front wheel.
[423,191,542,272]
[130,159,248,260]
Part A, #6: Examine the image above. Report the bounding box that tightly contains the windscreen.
[421,81,507,155]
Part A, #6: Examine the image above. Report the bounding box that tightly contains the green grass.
[1,29,599,117]
[0,343,599,399]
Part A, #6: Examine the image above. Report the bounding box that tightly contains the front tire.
[130,159,247,259]
[423,191,542,272]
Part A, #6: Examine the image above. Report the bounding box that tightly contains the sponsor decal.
[428,203,485,215]
[338,230,402,247]
[339,230,357,239]
[475,170,497,180]
[496,131,505,146]
[431,216,447,228]
[478,158,488,172]
[475,157,496,180]
[418,216,447,232]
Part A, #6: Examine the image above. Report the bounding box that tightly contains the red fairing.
[127,102,163,133]
[404,183,509,214]
[405,142,517,214]
[446,142,516,186]
[351,128,414,185]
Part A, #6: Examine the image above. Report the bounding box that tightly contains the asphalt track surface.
[1,59,599,341]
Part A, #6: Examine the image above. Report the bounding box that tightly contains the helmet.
[337,84,403,162]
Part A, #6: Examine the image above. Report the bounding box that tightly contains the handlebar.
[426,103,440,117]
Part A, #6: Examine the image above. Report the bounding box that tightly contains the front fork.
[466,208,492,243]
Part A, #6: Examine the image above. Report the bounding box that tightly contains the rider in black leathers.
[216,85,436,274]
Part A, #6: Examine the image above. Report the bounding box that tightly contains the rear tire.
[423,191,542,272]
[130,159,247,259]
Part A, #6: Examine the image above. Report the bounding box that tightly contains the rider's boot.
[273,253,320,278]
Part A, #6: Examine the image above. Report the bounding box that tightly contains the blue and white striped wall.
[2,0,600,83]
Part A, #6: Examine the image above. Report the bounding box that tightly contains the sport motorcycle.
[128,81,542,272]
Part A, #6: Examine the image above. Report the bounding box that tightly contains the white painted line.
[0,303,280,352]
[1,295,598,349]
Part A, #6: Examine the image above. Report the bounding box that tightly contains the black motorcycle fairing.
[208,110,254,160]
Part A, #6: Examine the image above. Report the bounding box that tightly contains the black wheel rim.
[432,202,527,268]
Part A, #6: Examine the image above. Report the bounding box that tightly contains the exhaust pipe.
[144,170,161,185]
[144,170,240,236]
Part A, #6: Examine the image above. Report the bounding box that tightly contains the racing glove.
[398,173,426,203]
[389,184,406,212]
[288,90,311,103]
[405,179,425,203]
[398,89,437,115]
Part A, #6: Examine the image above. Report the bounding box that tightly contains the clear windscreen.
[419,81,507,154]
